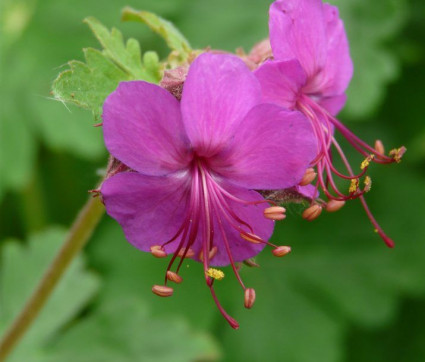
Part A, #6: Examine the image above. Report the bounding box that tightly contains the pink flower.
[100,53,317,328]
[255,0,405,246]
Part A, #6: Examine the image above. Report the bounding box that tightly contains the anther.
[176,247,195,258]
[199,246,218,262]
[150,245,167,258]
[299,168,317,186]
[206,268,225,280]
[244,288,256,309]
[302,204,322,221]
[389,146,406,163]
[152,285,173,297]
[325,200,345,212]
[272,245,291,257]
[361,154,375,170]
[166,271,183,284]
[93,122,103,127]
[264,206,286,221]
[243,258,260,267]
[364,176,372,192]
[240,232,262,244]
[374,140,385,155]
[349,178,359,193]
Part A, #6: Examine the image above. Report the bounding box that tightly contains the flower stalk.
[0,196,104,362]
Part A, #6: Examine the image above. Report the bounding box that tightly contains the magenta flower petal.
[296,184,319,200]
[269,0,352,98]
[318,93,347,116]
[269,0,327,80]
[254,59,307,109]
[211,104,317,190]
[101,171,189,253]
[101,53,316,328]
[103,81,191,176]
[319,4,353,96]
[181,53,261,157]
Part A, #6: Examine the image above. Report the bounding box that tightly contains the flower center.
[150,157,290,328]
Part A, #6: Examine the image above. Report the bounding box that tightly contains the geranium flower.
[100,53,317,328]
[254,0,405,246]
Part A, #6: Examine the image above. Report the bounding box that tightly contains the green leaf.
[122,7,192,60]
[33,100,105,160]
[0,227,100,362]
[52,18,162,119]
[0,85,36,201]
[44,297,221,362]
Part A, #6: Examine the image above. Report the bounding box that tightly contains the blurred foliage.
[0,228,100,361]
[1,0,425,361]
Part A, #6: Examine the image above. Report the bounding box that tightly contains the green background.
[1,0,425,361]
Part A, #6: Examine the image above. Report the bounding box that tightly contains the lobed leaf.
[122,7,192,61]
[52,18,162,119]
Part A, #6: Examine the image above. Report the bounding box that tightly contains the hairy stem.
[0,196,104,361]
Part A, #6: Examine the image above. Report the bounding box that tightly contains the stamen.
[199,246,218,262]
[389,146,406,163]
[264,206,286,221]
[360,154,375,170]
[299,167,317,186]
[325,200,345,212]
[272,245,292,257]
[88,189,101,198]
[240,232,263,244]
[150,245,167,258]
[244,288,256,309]
[243,258,260,267]
[349,179,359,193]
[152,285,173,297]
[364,176,372,192]
[176,247,195,258]
[302,204,322,221]
[166,271,183,284]
[374,140,385,155]
[206,268,225,280]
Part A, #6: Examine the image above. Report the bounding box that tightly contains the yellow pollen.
[389,147,405,163]
[364,176,372,192]
[206,268,225,280]
[360,154,375,170]
[349,178,359,193]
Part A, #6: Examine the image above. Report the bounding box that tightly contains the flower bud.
[166,271,183,284]
[152,285,173,297]
[264,206,286,221]
[325,200,345,212]
[272,246,291,257]
[299,168,317,186]
[302,204,322,221]
[244,288,256,309]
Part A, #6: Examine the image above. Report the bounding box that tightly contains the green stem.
[0,196,104,362]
